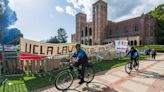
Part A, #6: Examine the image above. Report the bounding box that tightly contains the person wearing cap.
[70,43,88,84]
[126,46,139,69]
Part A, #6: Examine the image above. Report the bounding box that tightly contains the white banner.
[115,40,128,53]
[20,38,115,56]
[0,45,17,51]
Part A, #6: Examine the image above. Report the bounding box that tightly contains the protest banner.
[115,40,128,53]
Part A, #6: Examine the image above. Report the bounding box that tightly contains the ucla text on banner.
[20,38,114,56]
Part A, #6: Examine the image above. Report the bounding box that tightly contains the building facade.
[72,0,156,46]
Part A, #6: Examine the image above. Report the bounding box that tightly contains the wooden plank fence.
[1,59,60,75]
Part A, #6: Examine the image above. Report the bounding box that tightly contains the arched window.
[81,40,83,44]
[115,26,119,35]
[101,5,103,10]
[140,40,142,45]
[89,39,92,45]
[134,40,137,46]
[134,24,139,31]
[85,27,88,36]
[81,30,84,37]
[85,39,88,45]
[131,41,133,46]
[89,28,92,36]
[128,41,130,45]
[97,5,99,12]
[124,26,128,33]
[109,29,112,35]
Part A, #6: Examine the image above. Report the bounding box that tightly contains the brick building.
[71,0,156,46]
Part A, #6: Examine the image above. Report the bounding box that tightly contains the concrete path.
[34,55,164,92]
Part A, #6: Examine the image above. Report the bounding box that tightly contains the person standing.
[151,49,157,60]
[70,44,88,84]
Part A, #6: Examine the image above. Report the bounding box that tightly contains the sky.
[9,0,164,43]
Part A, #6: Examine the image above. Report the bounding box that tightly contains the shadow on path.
[62,81,118,92]
[83,82,118,92]
[137,70,164,80]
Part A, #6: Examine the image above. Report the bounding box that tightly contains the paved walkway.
[34,55,164,92]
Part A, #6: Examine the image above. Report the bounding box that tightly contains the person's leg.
[154,54,156,59]
[134,57,138,66]
[73,61,81,76]
[130,57,133,69]
[78,59,87,84]
[80,62,86,81]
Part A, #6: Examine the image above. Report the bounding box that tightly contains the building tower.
[75,13,86,43]
[93,0,108,45]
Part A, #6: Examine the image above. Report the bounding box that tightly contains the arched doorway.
[81,40,83,44]
[81,30,84,37]
[85,39,88,45]
[134,40,137,46]
[140,40,142,45]
[85,27,88,36]
[89,28,92,36]
[89,39,92,45]
[131,41,133,46]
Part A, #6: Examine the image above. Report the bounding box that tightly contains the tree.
[150,4,164,44]
[57,28,68,43]
[47,36,59,43]
[0,0,17,30]
[0,0,23,45]
[151,4,164,20]
[2,28,23,45]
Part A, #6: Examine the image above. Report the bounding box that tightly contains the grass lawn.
[136,45,164,52]
[0,55,147,92]
[94,55,147,73]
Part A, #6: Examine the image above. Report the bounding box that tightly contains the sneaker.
[78,80,85,84]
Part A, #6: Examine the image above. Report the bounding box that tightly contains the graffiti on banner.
[20,38,115,56]
[115,40,128,53]
[20,38,76,56]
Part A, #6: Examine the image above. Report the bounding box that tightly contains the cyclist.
[70,43,88,84]
[126,46,139,69]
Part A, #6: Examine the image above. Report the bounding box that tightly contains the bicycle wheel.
[84,63,95,83]
[125,62,132,74]
[55,70,73,90]
[134,60,139,71]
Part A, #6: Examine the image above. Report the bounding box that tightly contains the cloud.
[66,0,96,21]
[55,6,64,13]
[113,0,164,22]
[108,0,141,20]
[66,0,80,9]
[65,6,77,16]
[60,0,164,21]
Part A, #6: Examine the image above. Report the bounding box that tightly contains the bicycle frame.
[62,61,81,79]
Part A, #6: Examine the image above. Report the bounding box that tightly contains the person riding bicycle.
[126,46,139,69]
[70,43,88,84]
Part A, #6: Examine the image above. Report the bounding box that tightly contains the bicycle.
[125,57,139,74]
[54,59,95,91]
